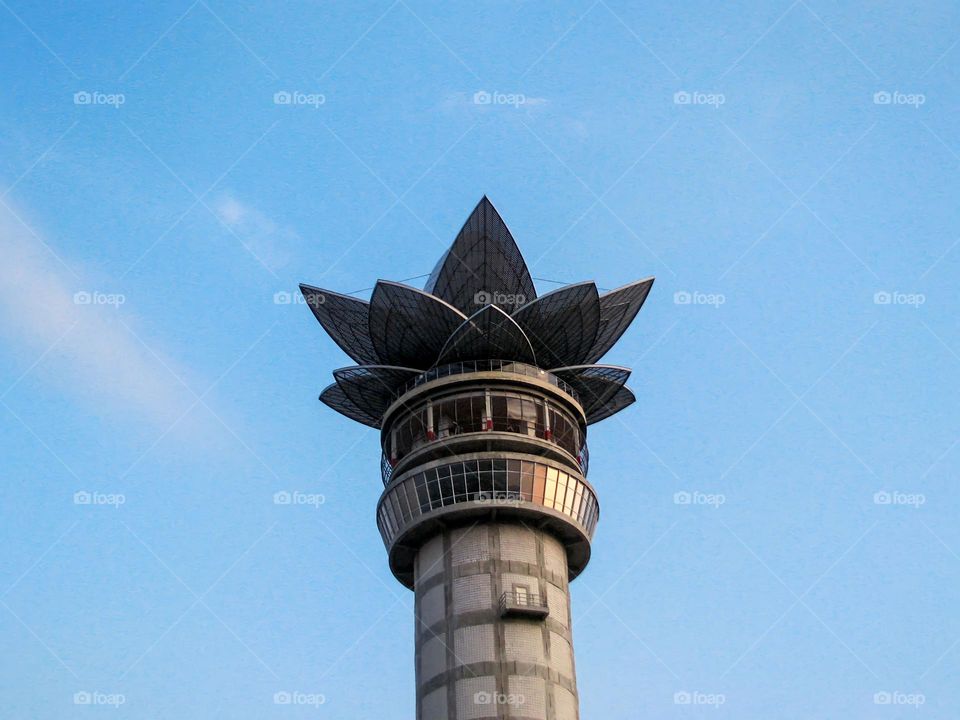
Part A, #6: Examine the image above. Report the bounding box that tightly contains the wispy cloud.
[214,194,299,271]
[0,201,196,428]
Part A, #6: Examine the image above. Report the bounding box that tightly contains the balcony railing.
[381,452,394,485]
[380,430,590,486]
[499,590,549,619]
[392,360,580,405]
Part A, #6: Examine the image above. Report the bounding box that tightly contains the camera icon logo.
[74,491,92,505]
[674,691,692,704]
[73,91,92,105]
[273,691,292,704]
[474,290,492,305]
[473,90,492,105]
[873,91,892,105]
[73,691,92,705]
[874,691,891,705]
[873,291,891,305]
[673,491,692,505]
[673,291,691,305]
[273,291,292,305]
[273,491,292,505]
[73,291,92,305]
[673,91,691,105]
[473,691,493,705]
[873,491,892,505]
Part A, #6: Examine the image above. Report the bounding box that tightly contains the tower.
[301,197,653,720]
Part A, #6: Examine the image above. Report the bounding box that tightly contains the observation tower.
[301,197,653,720]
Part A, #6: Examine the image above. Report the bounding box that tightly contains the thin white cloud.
[0,201,196,428]
[214,194,298,271]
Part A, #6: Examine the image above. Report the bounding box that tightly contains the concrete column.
[413,522,579,720]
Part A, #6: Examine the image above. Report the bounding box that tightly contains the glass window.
[437,465,453,507]
[553,472,568,511]
[404,481,420,520]
[563,474,576,515]
[532,464,547,504]
[393,482,410,519]
[390,492,404,526]
[573,482,584,522]
[506,459,520,497]
[544,467,558,508]
[435,399,457,438]
[491,394,507,421]
[520,461,534,500]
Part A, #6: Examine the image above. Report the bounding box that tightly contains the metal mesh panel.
[510,282,601,369]
[553,365,632,423]
[584,384,636,424]
[435,304,537,366]
[319,382,381,427]
[333,365,422,420]
[299,284,380,365]
[368,281,467,369]
[583,278,654,364]
[424,196,538,315]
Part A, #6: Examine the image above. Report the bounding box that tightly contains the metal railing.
[381,416,589,484]
[499,591,548,616]
[381,452,394,485]
[392,360,580,405]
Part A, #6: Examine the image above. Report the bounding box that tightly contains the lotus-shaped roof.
[301,197,653,428]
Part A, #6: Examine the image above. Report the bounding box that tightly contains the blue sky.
[1,1,958,717]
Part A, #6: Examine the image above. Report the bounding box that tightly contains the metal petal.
[368,280,467,368]
[435,304,537,366]
[552,365,632,423]
[299,284,380,365]
[583,278,654,364]
[510,282,601,369]
[333,365,422,420]
[424,196,537,315]
[319,382,381,428]
[585,384,636,424]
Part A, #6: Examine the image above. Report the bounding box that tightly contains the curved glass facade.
[377,458,599,547]
[386,388,583,465]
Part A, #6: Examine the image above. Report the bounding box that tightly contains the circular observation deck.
[376,362,598,588]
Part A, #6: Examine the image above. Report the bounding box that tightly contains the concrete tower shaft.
[377,365,595,720]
